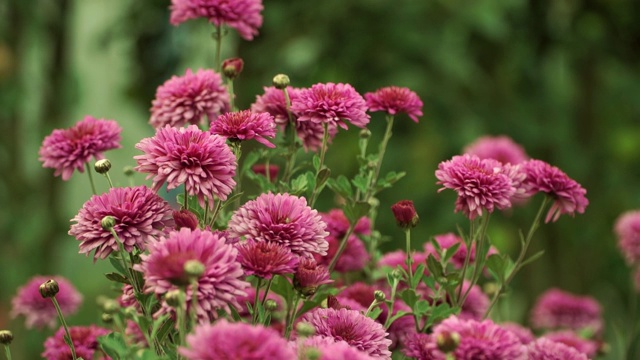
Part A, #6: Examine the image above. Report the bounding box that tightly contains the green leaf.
[344,201,371,223]
[270,275,294,304]
[98,332,128,359]
[411,264,426,289]
[520,250,545,268]
[442,243,461,264]
[108,256,127,275]
[351,174,369,194]
[291,173,309,195]
[413,300,431,316]
[326,175,353,199]
[376,171,406,190]
[312,155,321,171]
[104,272,130,284]
[426,253,444,279]
[400,289,419,308]
[367,307,383,320]
[315,168,331,189]
[241,151,261,174]
[486,254,508,282]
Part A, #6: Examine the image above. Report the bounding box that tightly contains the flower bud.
[359,128,371,139]
[374,290,386,302]
[303,348,321,360]
[184,260,205,279]
[222,58,244,79]
[123,166,135,177]
[39,279,59,298]
[391,200,419,229]
[0,330,13,345]
[173,209,199,230]
[436,331,460,353]
[123,307,138,318]
[101,216,116,231]
[101,313,114,324]
[264,299,278,312]
[101,299,120,314]
[272,74,290,89]
[296,322,316,338]
[165,289,185,308]
[94,159,112,174]
[391,268,403,280]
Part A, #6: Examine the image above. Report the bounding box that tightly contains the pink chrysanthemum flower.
[42,325,111,360]
[301,307,392,359]
[521,159,588,223]
[170,0,264,41]
[463,135,529,165]
[236,240,299,279]
[135,228,248,322]
[11,275,82,329]
[315,235,370,273]
[134,125,237,209]
[614,210,640,265]
[300,336,376,360]
[542,330,600,357]
[435,154,517,219]
[293,257,333,296]
[227,192,329,257]
[210,110,277,147]
[291,83,370,130]
[526,338,589,360]
[458,281,490,321]
[378,249,428,273]
[180,320,296,359]
[321,209,372,238]
[500,322,535,344]
[39,116,122,180]
[69,186,174,260]
[364,86,423,122]
[401,333,439,360]
[150,68,229,128]
[530,288,603,333]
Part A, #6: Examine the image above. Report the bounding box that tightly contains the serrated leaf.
[98,332,128,359]
[326,175,353,199]
[442,243,462,264]
[291,173,309,194]
[105,272,130,284]
[400,289,419,308]
[426,253,444,279]
[413,300,431,316]
[351,174,369,194]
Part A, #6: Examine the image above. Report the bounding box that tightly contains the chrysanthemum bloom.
[300,336,376,360]
[530,288,603,333]
[378,249,428,273]
[293,257,333,296]
[291,83,370,130]
[458,281,490,321]
[179,320,296,360]
[134,125,237,209]
[315,235,370,273]
[526,338,589,360]
[11,275,82,329]
[236,240,299,279]
[401,333,440,360]
[521,159,588,223]
[542,330,599,357]
[499,322,535,344]
[69,186,174,260]
[614,210,640,264]
[39,115,122,180]
[391,200,419,229]
[301,307,392,359]
[463,135,529,165]
[227,192,329,257]
[364,86,423,122]
[170,0,264,41]
[150,68,229,128]
[321,209,371,238]
[210,110,276,147]
[435,154,516,220]
[42,325,111,360]
[135,228,248,322]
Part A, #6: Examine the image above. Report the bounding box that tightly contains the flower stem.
[104,172,114,188]
[309,123,330,208]
[459,214,491,307]
[327,223,356,273]
[261,277,274,306]
[364,115,394,201]
[252,278,263,325]
[189,279,199,330]
[183,185,189,211]
[51,296,77,360]
[227,78,235,111]
[405,228,414,288]
[85,162,97,195]
[280,88,299,184]
[213,25,223,72]
[284,294,301,340]
[176,293,187,360]
[3,345,11,360]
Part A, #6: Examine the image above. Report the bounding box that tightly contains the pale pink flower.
[614,210,640,265]
[292,82,370,130]
[542,330,600,357]
[364,86,423,122]
[210,110,276,147]
[526,338,589,360]
[463,135,529,165]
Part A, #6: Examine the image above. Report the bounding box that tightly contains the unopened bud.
[101,299,119,314]
[101,313,114,324]
[296,322,316,338]
[222,58,244,79]
[94,159,112,174]
[123,307,138,318]
[184,260,205,279]
[39,279,60,298]
[173,209,199,231]
[272,74,290,89]
[0,330,13,345]
[101,216,116,231]
[165,289,185,308]
[304,348,321,360]
[123,166,135,177]
[483,282,499,298]
[391,200,419,229]
[391,268,403,280]
[359,128,371,139]
[374,290,386,302]
[436,331,460,353]
[264,299,278,312]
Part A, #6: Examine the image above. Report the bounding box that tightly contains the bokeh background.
[1,0,640,358]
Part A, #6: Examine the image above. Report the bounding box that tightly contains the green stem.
[383,278,399,329]
[327,223,356,273]
[364,299,380,318]
[456,219,477,303]
[213,25,222,72]
[183,185,189,211]
[51,297,77,360]
[104,172,114,188]
[284,294,301,340]
[459,214,491,307]
[405,228,414,288]
[309,123,330,208]
[3,344,11,360]
[189,280,199,330]
[252,278,263,325]
[280,88,299,184]
[85,162,97,195]
[231,141,243,209]
[364,115,394,201]
[227,79,235,111]
[110,229,140,295]
[176,294,187,360]
[261,277,274,306]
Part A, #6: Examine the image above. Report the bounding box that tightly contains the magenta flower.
[364,86,423,122]
[39,115,122,180]
[69,186,174,260]
[530,288,603,333]
[179,320,296,359]
[236,240,299,279]
[300,336,376,360]
[170,0,264,41]
[499,322,535,344]
[542,330,600,357]
[316,235,370,273]
[42,325,111,360]
[391,200,419,229]
[379,249,428,273]
[210,110,276,147]
[291,82,370,130]
[463,135,529,165]
[135,228,248,322]
[458,281,490,321]
[401,333,440,360]
[521,159,588,223]
[173,209,199,230]
[614,210,640,265]
[526,338,589,360]
[302,307,392,359]
[150,68,229,128]
[321,209,371,238]
[11,275,82,329]
[293,257,333,296]
[227,192,329,257]
[134,125,237,209]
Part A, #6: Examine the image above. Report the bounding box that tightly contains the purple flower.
[69,186,174,260]
[236,240,299,279]
[530,288,603,333]
[499,322,535,344]
[39,116,122,180]
[463,135,529,165]
[542,331,600,357]
[301,307,392,359]
[521,159,588,223]
[401,333,439,360]
[210,110,276,147]
[293,257,333,296]
[316,235,370,273]
[135,228,248,322]
[134,125,237,209]
[364,86,423,122]
[170,0,264,40]
[526,338,589,360]
[321,209,371,237]
[11,275,82,329]
[614,210,640,265]
[227,192,329,257]
[179,320,296,359]
[150,68,229,129]
[42,325,111,360]
[458,281,490,321]
[300,336,376,360]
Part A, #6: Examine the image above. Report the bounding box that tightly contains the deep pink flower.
[293,257,333,296]
[210,110,276,147]
[69,186,174,260]
[391,200,419,229]
[530,288,603,333]
[173,209,199,230]
[39,116,122,180]
[291,83,370,130]
[458,281,490,321]
[499,322,535,344]
[11,275,82,329]
[526,338,589,360]
[135,228,248,322]
[302,307,392,359]
[227,192,329,257]
[170,0,264,41]
[222,57,244,79]
[179,320,296,359]
[521,159,588,223]
[315,235,370,273]
[300,336,376,360]
[542,330,599,357]
[614,210,640,265]
[42,325,111,360]
[401,333,439,360]
[150,68,229,128]
[134,125,237,209]
[379,249,428,273]
[236,240,299,279]
[463,135,529,165]
[321,209,371,238]
[364,86,423,122]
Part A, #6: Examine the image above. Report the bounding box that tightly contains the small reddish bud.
[173,209,199,230]
[222,58,244,79]
[391,200,419,229]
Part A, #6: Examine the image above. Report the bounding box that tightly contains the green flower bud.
[165,289,185,308]
[184,260,205,279]
[0,330,13,345]
[94,159,112,174]
[101,313,114,324]
[359,128,371,139]
[436,331,460,353]
[101,299,119,314]
[296,322,316,338]
[272,74,290,89]
[39,279,59,298]
[123,166,135,177]
[264,299,278,312]
[374,290,386,302]
[101,216,116,231]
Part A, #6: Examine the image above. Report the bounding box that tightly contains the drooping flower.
[69,186,174,260]
[42,325,111,360]
[179,320,296,359]
[526,338,589,360]
[11,276,82,329]
[521,159,588,223]
[236,240,299,279]
[39,116,122,180]
[364,86,423,122]
[300,336,376,360]
[530,288,603,333]
[210,110,276,147]
[315,235,370,273]
[135,228,248,322]
[401,333,439,360]
[542,330,600,357]
[293,257,333,297]
[227,192,329,257]
[614,210,640,265]
[463,135,529,165]
[170,0,264,41]
[134,125,237,209]
[150,68,229,128]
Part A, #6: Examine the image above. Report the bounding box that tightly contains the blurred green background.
[1,0,640,358]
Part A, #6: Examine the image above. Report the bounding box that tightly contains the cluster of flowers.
[0,0,606,359]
